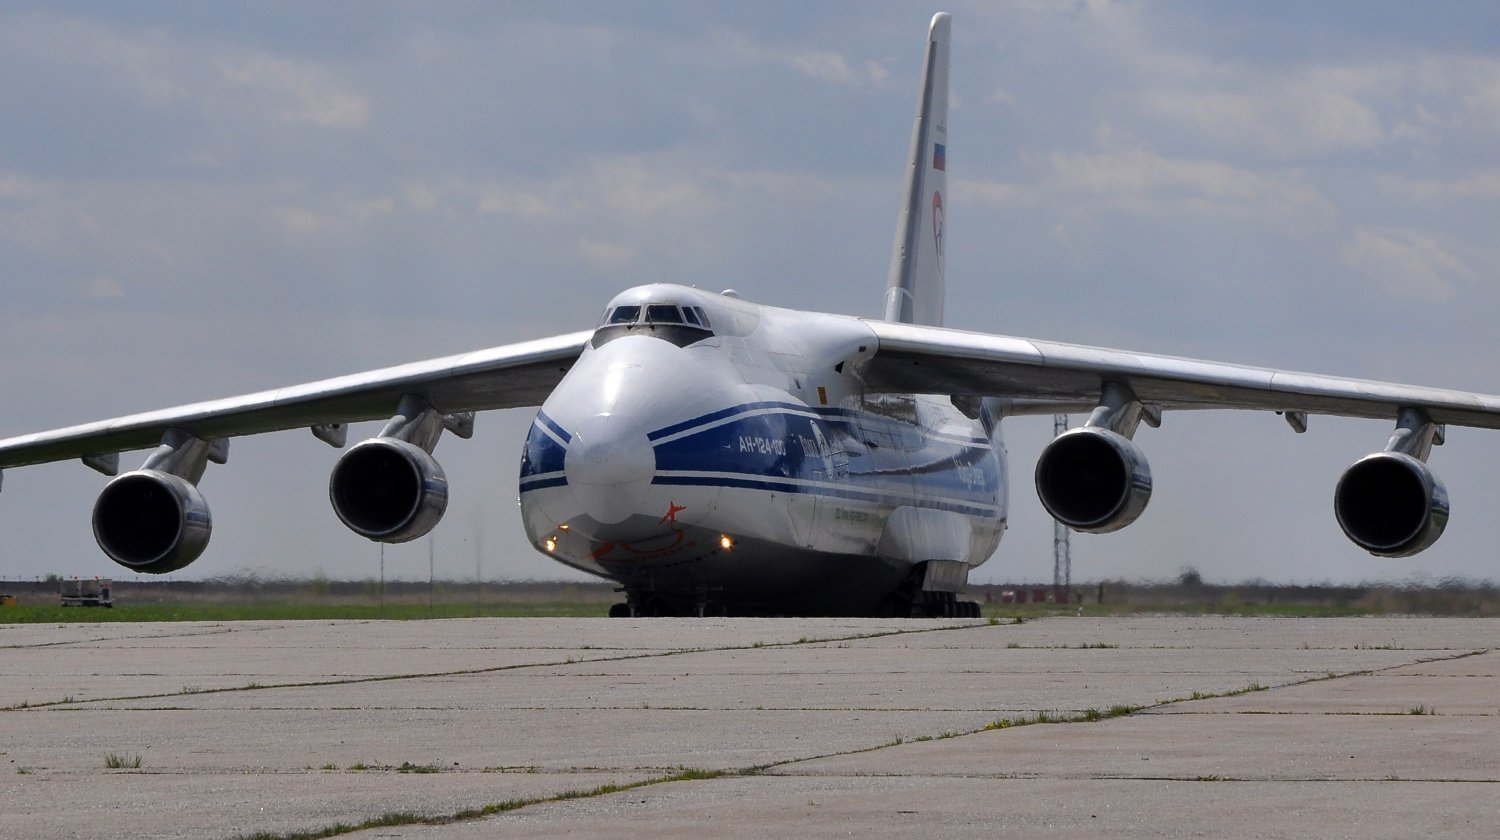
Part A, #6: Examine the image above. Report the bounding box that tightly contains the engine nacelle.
[329,437,448,542]
[1334,451,1448,557]
[92,470,212,574]
[1034,427,1152,533]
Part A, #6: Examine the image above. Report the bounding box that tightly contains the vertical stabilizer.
[884,12,950,326]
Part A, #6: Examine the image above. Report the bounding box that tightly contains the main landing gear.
[911,590,982,618]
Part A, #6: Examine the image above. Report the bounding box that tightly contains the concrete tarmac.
[1,616,1496,839]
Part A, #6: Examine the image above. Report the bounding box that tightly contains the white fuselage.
[518,284,1006,614]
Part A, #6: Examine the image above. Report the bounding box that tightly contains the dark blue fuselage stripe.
[520,473,998,518]
[537,411,572,443]
[652,474,999,518]
[647,401,858,441]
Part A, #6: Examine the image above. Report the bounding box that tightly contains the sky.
[3,1,1500,587]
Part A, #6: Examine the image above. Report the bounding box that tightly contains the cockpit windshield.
[607,305,641,325]
[646,304,683,324]
[593,302,715,349]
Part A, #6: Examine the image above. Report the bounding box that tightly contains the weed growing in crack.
[104,753,141,769]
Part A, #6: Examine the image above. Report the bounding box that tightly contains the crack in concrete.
[2,619,992,711]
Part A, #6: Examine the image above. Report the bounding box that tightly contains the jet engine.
[92,469,212,574]
[327,395,468,543]
[1034,426,1152,533]
[1334,451,1448,557]
[329,437,449,542]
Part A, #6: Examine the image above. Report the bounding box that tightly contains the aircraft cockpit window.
[646,304,684,324]
[607,305,641,325]
[590,301,715,349]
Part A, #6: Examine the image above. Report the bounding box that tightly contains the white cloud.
[956,180,1033,208]
[1382,169,1500,200]
[707,30,890,87]
[1339,229,1476,302]
[1142,67,1389,158]
[215,54,369,129]
[0,11,367,130]
[476,185,563,218]
[0,172,56,202]
[0,12,184,105]
[85,276,125,299]
[1044,148,1335,233]
[578,238,638,271]
[271,205,342,240]
[1462,61,1500,132]
[588,158,715,218]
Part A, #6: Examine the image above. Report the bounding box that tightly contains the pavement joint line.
[9,620,1002,838]
[0,619,993,712]
[746,641,1499,782]
[225,766,744,840]
[761,770,1500,784]
[8,617,1497,838]
[0,624,253,650]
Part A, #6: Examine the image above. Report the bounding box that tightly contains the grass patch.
[231,766,733,840]
[104,753,141,769]
[984,704,1142,731]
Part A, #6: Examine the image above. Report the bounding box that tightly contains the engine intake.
[1334,451,1448,557]
[92,470,212,574]
[329,437,448,542]
[1035,427,1152,533]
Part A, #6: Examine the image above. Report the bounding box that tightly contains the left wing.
[0,330,590,471]
[859,319,1500,558]
[861,320,1500,429]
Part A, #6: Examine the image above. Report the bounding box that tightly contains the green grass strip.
[232,767,735,840]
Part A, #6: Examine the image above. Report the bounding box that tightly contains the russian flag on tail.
[932,143,946,171]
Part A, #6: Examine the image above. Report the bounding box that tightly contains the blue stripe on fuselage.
[519,402,1001,516]
[537,410,572,443]
[520,413,569,483]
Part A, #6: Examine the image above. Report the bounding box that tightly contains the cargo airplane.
[3,13,1498,616]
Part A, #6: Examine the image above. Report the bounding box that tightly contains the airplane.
[3,12,1499,617]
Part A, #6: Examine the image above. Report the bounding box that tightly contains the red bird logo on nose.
[660,501,687,524]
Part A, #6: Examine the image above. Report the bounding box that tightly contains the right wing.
[0,330,592,470]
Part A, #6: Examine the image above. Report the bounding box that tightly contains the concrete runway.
[2,615,1497,839]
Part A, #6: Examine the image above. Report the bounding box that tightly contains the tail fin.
[884,12,950,326]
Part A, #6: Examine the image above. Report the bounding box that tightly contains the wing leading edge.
[0,330,591,471]
[860,320,1500,430]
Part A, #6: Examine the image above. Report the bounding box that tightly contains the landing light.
[543,537,557,553]
[719,535,733,550]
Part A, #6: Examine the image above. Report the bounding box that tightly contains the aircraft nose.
[565,413,656,524]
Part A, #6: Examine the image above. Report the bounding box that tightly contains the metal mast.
[1052,414,1071,602]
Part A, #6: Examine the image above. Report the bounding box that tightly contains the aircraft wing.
[861,320,1500,430]
[0,330,591,470]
